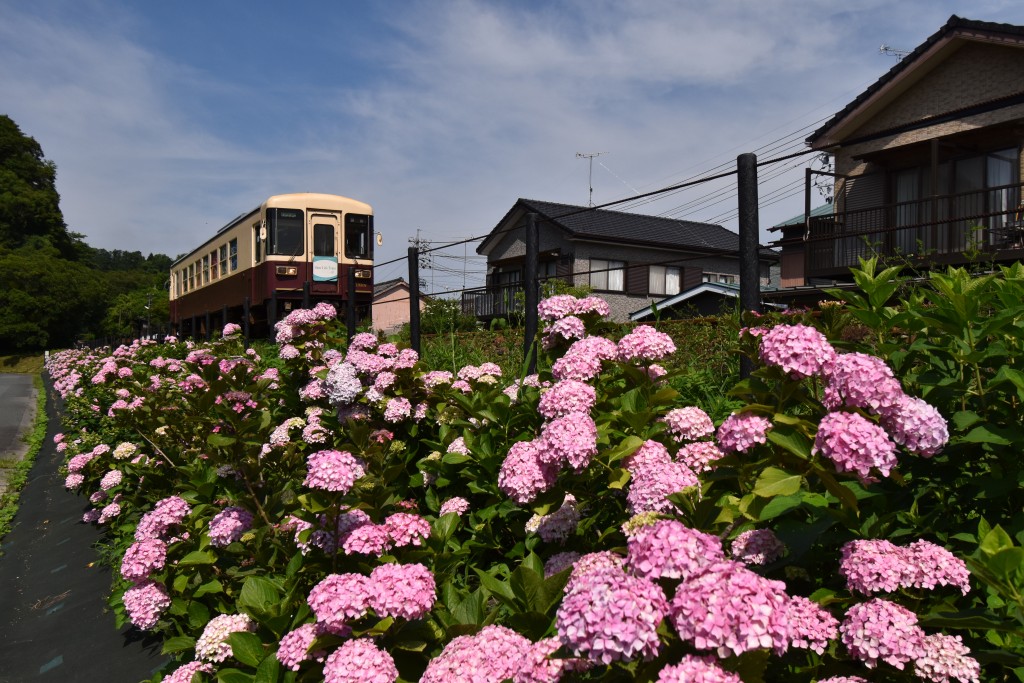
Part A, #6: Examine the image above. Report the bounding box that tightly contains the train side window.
[344,214,371,259]
[229,239,238,271]
[253,226,262,264]
[313,223,335,256]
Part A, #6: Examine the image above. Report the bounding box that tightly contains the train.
[169,193,375,338]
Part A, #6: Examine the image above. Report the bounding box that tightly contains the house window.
[202,255,210,284]
[649,265,681,296]
[229,238,238,271]
[702,272,737,285]
[590,259,624,291]
[219,245,228,276]
[210,250,218,279]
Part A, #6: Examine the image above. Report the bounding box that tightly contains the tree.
[0,115,80,258]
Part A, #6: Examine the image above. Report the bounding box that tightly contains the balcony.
[461,281,525,321]
[804,181,1024,279]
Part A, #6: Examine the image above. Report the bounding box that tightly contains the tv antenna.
[879,44,911,60]
[576,152,606,207]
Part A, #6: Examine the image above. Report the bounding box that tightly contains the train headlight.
[354,269,372,279]
[276,266,298,276]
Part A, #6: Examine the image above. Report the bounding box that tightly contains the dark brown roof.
[807,15,1024,147]
[478,198,778,259]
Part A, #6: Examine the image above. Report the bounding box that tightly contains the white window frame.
[590,258,625,291]
[649,265,681,296]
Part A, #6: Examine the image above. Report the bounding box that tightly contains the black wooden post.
[738,153,761,379]
[221,305,228,334]
[408,246,421,354]
[346,268,357,339]
[524,213,539,375]
[204,311,211,341]
[269,291,278,335]
[190,315,197,341]
[243,296,251,343]
[303,281,310,309]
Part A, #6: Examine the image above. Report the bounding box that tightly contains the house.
[464,198,779,323]
[628,282,786,321]
[372,278,426,335]
[773,15,1024,292]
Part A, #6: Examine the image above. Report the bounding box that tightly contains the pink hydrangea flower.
[840,598,925,670]
[342,523,393,556]
[626,460,699,514]
[163,662,215,683]
[814,411,897,483]
[662,407,715,442]
[731,528,786,566]
[100,469,123,490]
[308,573,371,629]
[121,538,167,583]
[195,613,256,663]
[323,639,398,683]
[383,512,431,547]
[574,296,611,318]
[525,494,580,543]
[122,580,171,630]
[537,380,596,420]
[542,316,587,347]
[626,519,725,580]
[538,412,598,470]
[420,624,534,683]
[880,395,949,457]
[383,397,412,423]
[823,352,904,414]
[914,633,981,683]
[716,412,772,453]
[369,562,436,620]
[276,622,330,671]
[208,506,253,547]
[677,441,725,472]
[758,324,837,378]
[544,551,582,578]
[557,565,667,665]
[64,473,84,489]
[136,496,191,541]
[537,295,580,321]
[669,561,790,657]
[656,655,741,683]
[783,596,838,654]
[304,450,366,493]
[617,325,677,363]
[564,551,625,595]
[439,497,470,516]
[551,336,618,382]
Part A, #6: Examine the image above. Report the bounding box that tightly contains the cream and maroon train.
[169,193,374,337]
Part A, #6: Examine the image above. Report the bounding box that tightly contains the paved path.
[0,377,166,682]
[0,374,37,496]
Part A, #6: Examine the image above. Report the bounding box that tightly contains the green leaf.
[178,549,217,566]
[757,493,802,519]
[238,576,282,619]
[473,568,516,604]
[227,632,267,668]
[207,433,237,448]
[254,652,281,683]
[951,410,983,431]
[765,421,812,460]
[919,610,1022,632]
[961,424,1015,445]
[161,635,196,655]
[753,467,802,498]
[441,452,471,465]
[510,565,545,612]
[194,578,224,597]
[607,467,630,490]
[979,525,1015,558]
[216,669,255,683]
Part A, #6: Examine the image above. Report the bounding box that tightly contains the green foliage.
[46,271,1024,681]
[418,298,477,335]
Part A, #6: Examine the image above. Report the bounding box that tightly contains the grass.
[0,374,48,544]
[0,353,45,374]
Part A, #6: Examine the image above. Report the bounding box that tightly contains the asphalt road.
[0,377,167,682]
[0,374,36,469]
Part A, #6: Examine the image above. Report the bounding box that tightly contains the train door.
[309,212,341,294]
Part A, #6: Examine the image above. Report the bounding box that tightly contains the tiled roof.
[480,198,777,258]
[808,15,1024,147]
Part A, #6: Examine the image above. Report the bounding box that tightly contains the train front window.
[268,208,304,256]
[345,213,372,259]
[313,224,335,257]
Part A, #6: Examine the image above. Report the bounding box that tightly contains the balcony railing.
[805,181,1024,278]
[461,281,525,321]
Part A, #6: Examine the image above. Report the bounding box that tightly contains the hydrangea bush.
[44,278,1024,682]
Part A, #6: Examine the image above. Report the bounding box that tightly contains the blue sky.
[2,1,1020,292]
